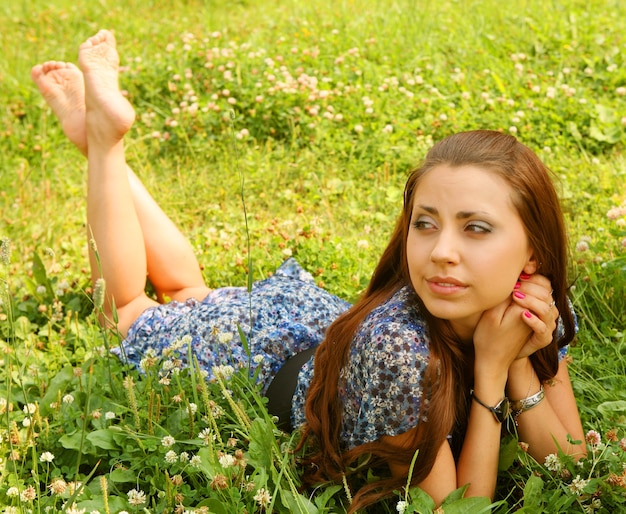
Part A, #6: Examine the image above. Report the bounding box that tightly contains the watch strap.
[470,390,510,423]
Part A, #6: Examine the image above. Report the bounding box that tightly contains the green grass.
[1,0,626,512]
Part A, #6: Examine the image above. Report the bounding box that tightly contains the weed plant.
[1,0,625,512]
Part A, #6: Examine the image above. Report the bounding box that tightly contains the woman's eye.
[465,222,492,234]
[412,217,436,230]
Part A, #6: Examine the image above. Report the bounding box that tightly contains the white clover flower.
[568,475,590,495]
[62,394,74,404]
[190,455,202,468]
[584,498,602,513]
[40,451,55,463]
[48,478,67,495]
[396,500,408,513]
[165,450,178,464]
[22,417,31,427]
[213,364,235,379]
[179,452,190,462]
[254,487,272,508]
[198,428,213,444]
[104,411,116,420]
[544,453,562,472]
[161,435,176,448]
[219,453,236,468]
[23,403,37,415]
[576,240,590,252]
[218,332,234,344]
[188,403,198,415]
[6,486,19,497]
[127,488,147,505]
[20,485,37,501]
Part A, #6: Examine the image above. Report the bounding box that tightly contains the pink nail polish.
[520,273,531,280]
[514,282,521,290]
[524,311,533,318]
[514,291,525,299]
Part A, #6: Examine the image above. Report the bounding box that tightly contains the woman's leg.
[31,37,210,314]
[79,30,155,334]
[126,169,211,303]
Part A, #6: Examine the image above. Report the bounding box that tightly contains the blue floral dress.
[117,258,350,398]
[119,259,569,450]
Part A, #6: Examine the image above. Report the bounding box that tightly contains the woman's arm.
[384,399,505,504]
[507,357,586,460]
[383,430,458,506]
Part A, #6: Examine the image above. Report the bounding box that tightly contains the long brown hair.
[301,130,576,511]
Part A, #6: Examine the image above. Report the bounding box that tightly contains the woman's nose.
[430,230,461,264]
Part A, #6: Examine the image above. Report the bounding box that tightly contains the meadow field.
[1,0,625,512]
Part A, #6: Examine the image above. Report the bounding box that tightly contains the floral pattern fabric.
[117,259,350,396]
[292,286,430,447]
[120,259,571,451]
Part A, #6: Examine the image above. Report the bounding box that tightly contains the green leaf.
[59,431,85,451]
[440,496,493,514]
[313,484,343,510]
[39,365,75,415]
[195,498,231,513]
[109,468,137,483]
[442,484,469,503]
[86,429,121,450]
[598,400,626,417]
[595,104,617,124]
[31,251,49,290]
[247,418,275,469]
[522,474,544,508]
[78,496,128,513]
[566,121,582,141]
[498,434,518,471]
[13,316,33,341]
[279,489,318,514]
[406,485,436,511]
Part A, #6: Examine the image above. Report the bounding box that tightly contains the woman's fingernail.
[524,311,533,319]
[514,282,521,290]
[520,273,531,280]
[514,291,526,299]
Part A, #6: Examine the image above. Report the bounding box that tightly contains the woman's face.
[406,164,536,341]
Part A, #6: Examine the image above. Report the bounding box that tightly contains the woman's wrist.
[506,358,541,400]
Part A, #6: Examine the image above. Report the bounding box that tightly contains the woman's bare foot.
[78,30,135,148]
[31,61,87,155]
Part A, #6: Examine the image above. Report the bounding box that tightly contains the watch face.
[495,397,510,423]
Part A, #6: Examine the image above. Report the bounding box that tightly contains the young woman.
[32,30,585,512]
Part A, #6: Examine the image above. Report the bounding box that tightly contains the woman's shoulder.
[360,285,428,337]
[350,285,430,360]
[338,286,431,447]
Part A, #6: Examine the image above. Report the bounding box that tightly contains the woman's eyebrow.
[417,204,490,219]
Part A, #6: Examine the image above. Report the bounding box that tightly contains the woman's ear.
[523,253,539,275]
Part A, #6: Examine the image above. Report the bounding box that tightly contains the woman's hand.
[511,272,558,359]
[473,273,557,375]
